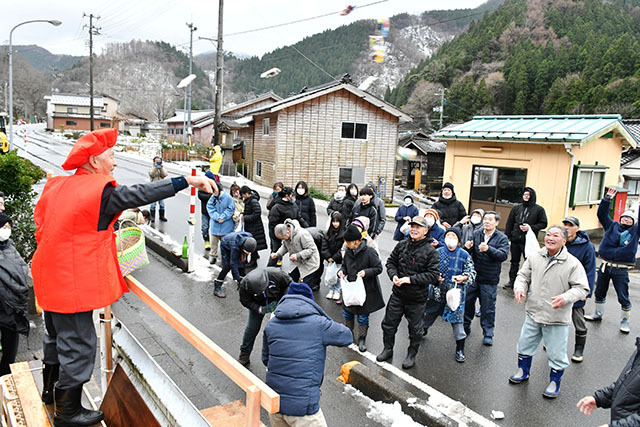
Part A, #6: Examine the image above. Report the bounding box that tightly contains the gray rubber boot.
[585,302,605,321]
[621,310,631,334]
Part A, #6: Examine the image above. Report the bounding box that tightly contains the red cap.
[61,128,118,171]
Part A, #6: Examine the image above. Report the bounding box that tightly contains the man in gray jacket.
[509,226,589,399]
[271,219,320,289]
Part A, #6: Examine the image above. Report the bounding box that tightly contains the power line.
[290,46,337,81]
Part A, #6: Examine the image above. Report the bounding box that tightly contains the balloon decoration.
[340,5,355,16]
[260,67,281,79]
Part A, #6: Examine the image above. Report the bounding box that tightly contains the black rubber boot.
[42,364,59,405]
[345,318,355,342]
[159,209,168,222]
[358,325,369,352]
[238,351,251,367]
[402,344,419,370]
[376,334,394,362]
[572,333,587,363]
[455,339,466,363]
[54,386,104,427]
[150,208,156,223]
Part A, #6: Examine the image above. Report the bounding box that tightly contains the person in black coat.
[349,186,378,237]
[378,216,440,369]
[338,225,384,353]
[266,182,284,211]
[432,182,467,229]
[578,336,640,426]
[321,211,345,301]
[504,187,548,289]
[344,184,359,219]
[239,186,267,266]
[295,180,317,227]
[237,267,292,366]
[268,187,308,252]
[326,185,347,218]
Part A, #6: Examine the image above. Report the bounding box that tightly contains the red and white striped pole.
[187,167,197,272]
[23,127,27,151]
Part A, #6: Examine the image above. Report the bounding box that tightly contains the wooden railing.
[119,275,279,426]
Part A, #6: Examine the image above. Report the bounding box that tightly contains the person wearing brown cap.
[378,215,440,369]
[31,129,217,426]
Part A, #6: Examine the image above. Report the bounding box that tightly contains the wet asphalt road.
[20,124,635,426]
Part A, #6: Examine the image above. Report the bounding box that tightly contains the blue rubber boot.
[509,354,532,384]
[542,368,564,399]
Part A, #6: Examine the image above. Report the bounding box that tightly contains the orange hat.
[424,208,440,221]
[61,128,118,170]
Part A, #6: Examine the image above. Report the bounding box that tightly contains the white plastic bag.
[399,221,411,235]
[524,227,540,259]
[323,262,339,287]
[446,283,461,311]
[341,277,366,307]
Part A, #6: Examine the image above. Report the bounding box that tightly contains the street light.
[9,19,62,151]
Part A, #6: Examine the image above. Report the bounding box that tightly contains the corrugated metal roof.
[49,94,104,107]
[623,119,640,146]
[433,115,636,147]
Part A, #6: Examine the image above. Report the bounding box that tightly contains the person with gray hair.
[271,219,320,288]
[509,225,590,399]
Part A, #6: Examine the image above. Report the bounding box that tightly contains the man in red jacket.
[32,129,216,426]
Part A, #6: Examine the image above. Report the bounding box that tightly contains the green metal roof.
[433,115,636,147]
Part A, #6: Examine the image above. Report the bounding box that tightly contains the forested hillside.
[387,0,640,128]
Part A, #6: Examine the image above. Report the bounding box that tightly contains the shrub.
[309,186,330,201]
[0,150,45,262]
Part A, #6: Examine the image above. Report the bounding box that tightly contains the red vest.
[32,169,126,313]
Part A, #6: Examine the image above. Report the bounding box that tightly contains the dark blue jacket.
[566,230,596,308]
[220,231,252,281]
[470,228,509,285]
[393,204,419,241]
[427,224,446,248]
[262,294,352,416]
[598,198,639,265]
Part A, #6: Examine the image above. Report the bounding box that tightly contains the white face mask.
[335,191,346,200]
[425,217,435,227]
[297,188,305,196]
[350,189,358,196]
[442,194,452,199]
[445,238,458,249]
[470,216,481,225]
[403,199,412,207]
[0,228,10,242]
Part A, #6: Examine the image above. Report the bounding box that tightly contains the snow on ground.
[344,385,425,427]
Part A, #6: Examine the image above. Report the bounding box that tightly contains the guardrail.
[105,275,279,426]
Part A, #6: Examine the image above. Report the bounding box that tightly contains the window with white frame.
[67,107,78,113]
[263,118,270,135]
[255,160,263,178]
[338,166,366,185]
[625,179,640,195]
[572,166,607,205]
[341,122,368,140]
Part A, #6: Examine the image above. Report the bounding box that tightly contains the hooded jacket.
[239,267,291,313]
[209,146,222,175]
[597,197,639,265]
[514,246,589,325]
[207,191,236,236]
[242,191,267,251]
[504,187,548,243]
[262,294,352,416]
[349,202,378,237]
[594,337,640,427]
[565,229,596,308]
[432,190,467,227]
[352,195,386,237]
[393,202,419,241]
[386,236,440,303]
[0,239,29,334]
[275,219,320,278]
[220,231,253,281]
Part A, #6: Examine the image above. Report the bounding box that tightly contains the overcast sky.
[4,0,487,58]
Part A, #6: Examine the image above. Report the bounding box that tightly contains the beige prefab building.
[433,115,636,233]
[243,80,411,200]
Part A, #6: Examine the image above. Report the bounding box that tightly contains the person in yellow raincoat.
[0,132,8,155]
[208,145,222,182]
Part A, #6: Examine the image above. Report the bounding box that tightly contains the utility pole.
[84,13,100,131]
[213,0,224,146]
[186,22,197,145]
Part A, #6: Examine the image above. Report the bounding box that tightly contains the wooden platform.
[200,401,266,427]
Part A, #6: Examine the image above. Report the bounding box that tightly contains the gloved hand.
[260,301,278,314]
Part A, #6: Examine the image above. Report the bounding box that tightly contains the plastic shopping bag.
[324,262,339,287]
[341,277,366,307]
[399,221,411,235]
[524,228,540,259]
[446,283,461,311]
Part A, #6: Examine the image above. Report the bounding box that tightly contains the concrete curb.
[145,232,189,272]
[343,361,497,427]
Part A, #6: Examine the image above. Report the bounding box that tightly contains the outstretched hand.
[576,396,597,415]
[187,176,218,194]
[606,187,617,200]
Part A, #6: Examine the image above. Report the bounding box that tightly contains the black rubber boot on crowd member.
[455,339,466,363]
[159,209,168,222]
[238,351,251,367]
[54,386,104,427]
[572,333,587,363]
[213,280,226,298]
[358,325,369,353]
[150,208,156,224]
[376,335,394,362]
[345,319,355,342]
[41,364,59,405]
[402,343,420,370]
[502,281,514,290]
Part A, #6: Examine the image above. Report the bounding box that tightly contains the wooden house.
[44,93,120,131]
[241,78,411,200]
